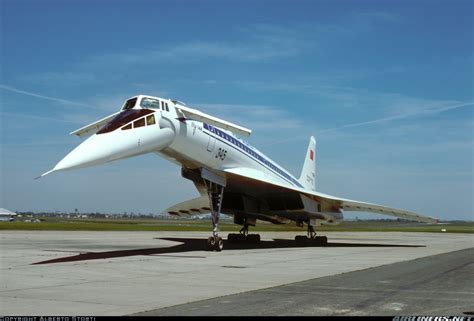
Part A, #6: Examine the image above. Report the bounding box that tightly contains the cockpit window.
[134,118,145,128]
[122,97,137,110]
[97,109,154,134]
[140,97,161,109]
[122,124,132,130]
[146,114,156,125]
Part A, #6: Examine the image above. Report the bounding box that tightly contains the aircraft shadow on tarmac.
[33,237,424,265]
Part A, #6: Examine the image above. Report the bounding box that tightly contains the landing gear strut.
[295,222,328,245]
[307,224,317,239]
[228,224,261,243]
[204,180,224,251]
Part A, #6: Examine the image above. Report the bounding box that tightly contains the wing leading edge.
[223,167,438,224]
[70,111,121,138]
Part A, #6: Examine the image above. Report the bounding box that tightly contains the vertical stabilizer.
[299,136,316,191]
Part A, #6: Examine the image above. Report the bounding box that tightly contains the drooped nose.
[51,134,116,173]
[40,126,175,177]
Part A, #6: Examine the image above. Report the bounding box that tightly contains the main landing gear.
[295,223,328,245]
[227,225,261,244]
[205,180,224,251]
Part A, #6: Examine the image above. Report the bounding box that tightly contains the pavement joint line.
[257,287,474,297]
[0,294,138,308]
[0,280,110,294]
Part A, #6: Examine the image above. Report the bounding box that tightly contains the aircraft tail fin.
[298,136,316,191]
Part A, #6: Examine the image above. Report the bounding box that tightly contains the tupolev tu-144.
[40,95,438,251]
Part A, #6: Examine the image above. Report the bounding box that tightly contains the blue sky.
[1,0,472,220]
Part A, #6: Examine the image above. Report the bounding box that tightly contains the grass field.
[0,217,472,233]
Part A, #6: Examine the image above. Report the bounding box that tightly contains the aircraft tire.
[228,233,243,243]
[207,236,216,251]
[227,234,236,242]
[216,237,224,251]
[295,235,308,243]
[316,236,328,245]
[248,234,261,243]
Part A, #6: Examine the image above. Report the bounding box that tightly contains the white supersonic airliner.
[41,95,438,251]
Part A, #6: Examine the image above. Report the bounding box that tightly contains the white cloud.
[194,103,304,132]
[0,84,98,110]
[0,85,150,126]
[17,15,407,88]
[78,24,304,71]
[22,72,98,86]
[0,111,82,124]
[221,79,474,146]
[317,101,474,134]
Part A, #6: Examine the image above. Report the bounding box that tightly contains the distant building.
[0,208,17,222]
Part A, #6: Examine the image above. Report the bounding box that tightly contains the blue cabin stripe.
[203,123,303,188]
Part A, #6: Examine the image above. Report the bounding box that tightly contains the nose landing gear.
[207,235,224,251]
[204,180,225,251]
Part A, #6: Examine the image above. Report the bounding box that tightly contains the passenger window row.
[122,114,156,131]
